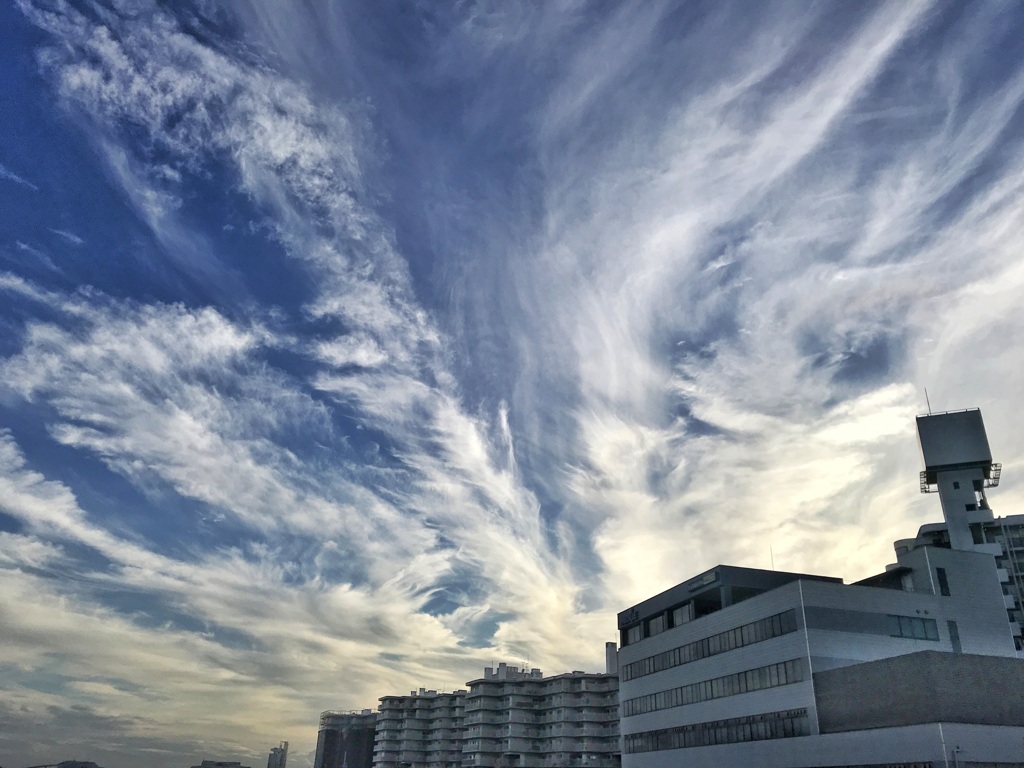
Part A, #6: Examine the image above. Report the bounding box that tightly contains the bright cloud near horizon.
[3,1,1024,766]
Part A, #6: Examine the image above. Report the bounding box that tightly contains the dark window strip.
[621,610,799,682]
[624,708,809,753]
[622,658,804,717]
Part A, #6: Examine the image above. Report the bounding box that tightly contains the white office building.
[616,408,1024,767]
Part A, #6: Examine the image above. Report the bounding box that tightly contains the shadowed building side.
[266,742,287,768]
[313,710,376,768]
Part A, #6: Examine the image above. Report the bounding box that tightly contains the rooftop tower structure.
[899,407,1023,650]
[916,408,1001,549]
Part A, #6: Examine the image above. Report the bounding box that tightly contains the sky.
[3,0,1024,766]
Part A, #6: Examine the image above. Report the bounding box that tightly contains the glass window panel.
[918,618,929,638]
[649,613,666,636]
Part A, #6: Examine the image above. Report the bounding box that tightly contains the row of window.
[887,614,939,641]
[625,602,697,645]
[622,658,804,717]
[621,610,799,681]
[623,708,809,753]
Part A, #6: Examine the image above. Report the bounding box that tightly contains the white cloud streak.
[0,162,39,191]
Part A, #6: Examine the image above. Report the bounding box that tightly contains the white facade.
[370,664,619,768]
[898,408,1024,651]
[373,689,467,768]
[616,551,1022,767]
[463,663,619,768]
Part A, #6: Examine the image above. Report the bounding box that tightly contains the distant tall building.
[266,742,288,768]
[313,709,376,768]
[898,407,1024,651]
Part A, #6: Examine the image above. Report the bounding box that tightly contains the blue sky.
[3,1,1024,766]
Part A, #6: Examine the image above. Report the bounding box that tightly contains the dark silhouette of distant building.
[313,710,376,768]
[190,761,251,768]
[266,742,288,768]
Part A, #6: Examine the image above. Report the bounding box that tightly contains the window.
[948,620,962,653]
[953,481,960,489]
[621,659,805,717]
[887,614,939,641]
[623,709,810,753]
[648,613,666,636]
[625,624,642,645]
[621,610,799,681]
[671,602,694,626]
[936,567,950,597]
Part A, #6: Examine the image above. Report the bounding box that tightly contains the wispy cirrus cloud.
[49,227,85,245]
[6,1,1024,767]
[0,161,39,191]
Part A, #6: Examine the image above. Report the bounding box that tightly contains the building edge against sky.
[901,408,1024,651]
[314,407,1022,768]
[614,406,1024,767]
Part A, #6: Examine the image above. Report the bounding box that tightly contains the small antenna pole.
[770,545,775,571]
[925,388,932,415]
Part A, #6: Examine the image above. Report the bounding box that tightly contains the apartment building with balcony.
[462,661,619,768]
[373,687,467,768]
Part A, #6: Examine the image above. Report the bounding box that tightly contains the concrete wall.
[815,651,1024,733]
[900,547,1017,657]
[623,722,1024,768]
